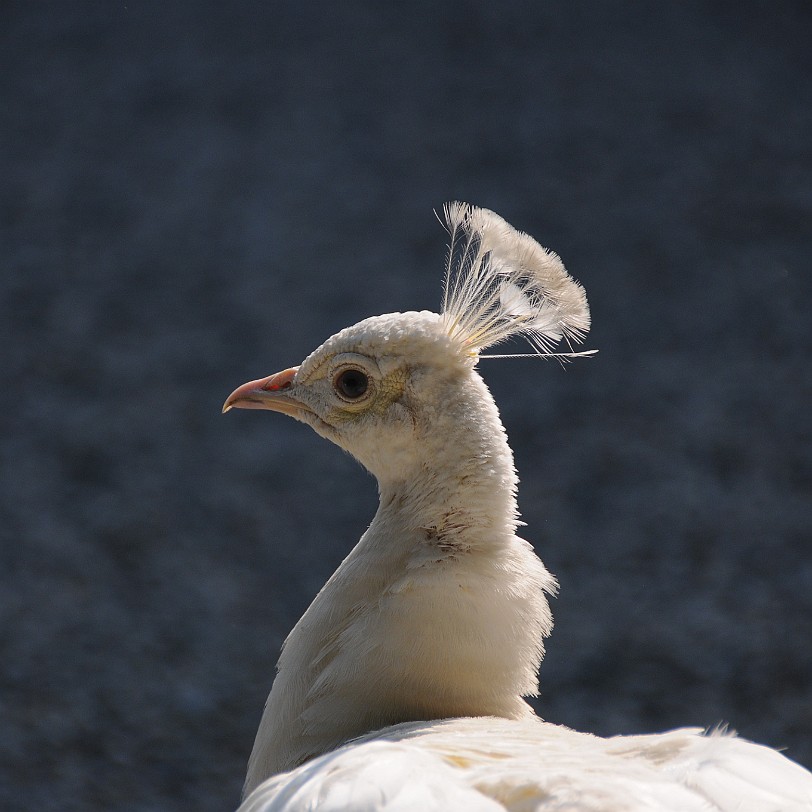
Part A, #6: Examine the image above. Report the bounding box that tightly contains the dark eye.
[334,368,369,400]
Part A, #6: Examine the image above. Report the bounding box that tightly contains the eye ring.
[333,368,370,401]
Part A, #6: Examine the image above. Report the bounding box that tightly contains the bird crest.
[440,203,594,360]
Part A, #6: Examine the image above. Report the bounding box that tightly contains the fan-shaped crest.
[440,203,591,358]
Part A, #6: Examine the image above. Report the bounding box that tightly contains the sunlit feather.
[441,202,591,358]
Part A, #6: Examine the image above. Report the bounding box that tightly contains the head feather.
[440,203,591,359]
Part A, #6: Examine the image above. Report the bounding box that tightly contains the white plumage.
[440,202,590,356]
[223,204,812,811]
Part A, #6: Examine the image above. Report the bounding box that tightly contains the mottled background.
[2,1,811,809]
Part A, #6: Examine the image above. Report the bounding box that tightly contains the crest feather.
[440,202,591,358]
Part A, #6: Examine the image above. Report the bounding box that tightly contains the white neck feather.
[243,370,555,796]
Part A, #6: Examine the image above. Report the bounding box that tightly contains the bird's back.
[238,716,812,812]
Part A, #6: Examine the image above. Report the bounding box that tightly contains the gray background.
[2,2,811,810]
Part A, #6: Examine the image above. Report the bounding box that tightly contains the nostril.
[262,375,294,392]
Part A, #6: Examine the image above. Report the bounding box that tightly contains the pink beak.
[222,367,306,416]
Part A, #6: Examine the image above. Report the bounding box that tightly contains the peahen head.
[223,203,592,482]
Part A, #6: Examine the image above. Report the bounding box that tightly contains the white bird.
[223,204,812,811]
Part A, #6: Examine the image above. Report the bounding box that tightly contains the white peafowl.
[223,204,812,811]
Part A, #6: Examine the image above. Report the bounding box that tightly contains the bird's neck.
[375,403,519,559]
[244,373,555,795]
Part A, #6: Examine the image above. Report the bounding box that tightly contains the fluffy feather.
[240,718,812,812]
[440,203,591,358]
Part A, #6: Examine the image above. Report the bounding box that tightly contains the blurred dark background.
[2,1,811,809]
